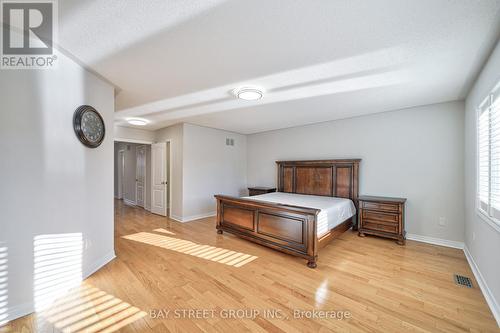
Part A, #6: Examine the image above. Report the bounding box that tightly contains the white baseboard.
[406,233,464,249]
[170,214,183,222]
[171,212,216,223]
[0,252,116,326]
[1,302,34,327]
[463,246,500,327]
[83,251,116,279]
[123,198,136,206]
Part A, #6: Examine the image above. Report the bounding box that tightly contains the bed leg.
[307,259,317,269]
[217,229,223,234]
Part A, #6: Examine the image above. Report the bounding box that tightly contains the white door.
[136,146,146,207]
[117,151,124,199]
[151,142,167,216]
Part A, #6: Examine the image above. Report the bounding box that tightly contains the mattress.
[244,192,356,237]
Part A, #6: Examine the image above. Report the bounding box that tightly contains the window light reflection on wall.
[33,234,83,312]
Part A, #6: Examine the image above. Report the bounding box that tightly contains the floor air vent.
[454,274,473,288]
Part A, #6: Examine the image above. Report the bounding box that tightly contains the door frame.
[151,140,172,218]
[166,140,172,217]
[117,150,125,199]
[135,145,147,208]
[115,138,152,145]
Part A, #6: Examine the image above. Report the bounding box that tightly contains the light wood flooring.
[3,199,499,332]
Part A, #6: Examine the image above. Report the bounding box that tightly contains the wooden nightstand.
[248,187,276,196]
[358,195,407,245]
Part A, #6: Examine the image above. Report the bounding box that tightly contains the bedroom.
[1,0,500,332]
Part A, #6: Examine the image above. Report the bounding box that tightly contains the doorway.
[114,140,171,217]
[114,141,151,210]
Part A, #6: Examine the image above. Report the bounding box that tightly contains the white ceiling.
[58,0,500,134]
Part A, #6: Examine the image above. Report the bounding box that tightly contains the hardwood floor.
[3,200,499,332]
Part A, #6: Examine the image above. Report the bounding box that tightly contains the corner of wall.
[463,38,500,327]
[464,246,500,326]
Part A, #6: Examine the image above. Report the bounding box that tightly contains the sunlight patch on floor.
[152,228,176,235]
[38,283,146,333]
[122,232,258,267]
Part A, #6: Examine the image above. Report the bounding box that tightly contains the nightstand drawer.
[362,221,399,233]
[362,201,400,212]
[362,210,399,224]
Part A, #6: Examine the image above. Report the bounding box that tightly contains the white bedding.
[244,192,356,237]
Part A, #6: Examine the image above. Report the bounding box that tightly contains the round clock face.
[81,110,104,144]
[74,105,105,148]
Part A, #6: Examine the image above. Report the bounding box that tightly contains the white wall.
[153,123,247,221]
[155,124,183,219]
[114,125,155,143]
[247,102,465,242]
[181,124,247,221]
[465,39,500,324]
[0,50,115,321]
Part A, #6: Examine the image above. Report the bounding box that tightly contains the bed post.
[307,214,318,268]
[216,198,223,234]
[351,161,360,231]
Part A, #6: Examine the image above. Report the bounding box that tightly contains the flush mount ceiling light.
[233,87,264,101]
[126,118,149,126]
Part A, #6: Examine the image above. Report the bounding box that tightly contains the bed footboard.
[215,195,321,267]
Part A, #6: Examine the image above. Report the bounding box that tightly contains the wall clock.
[73,105,105,148]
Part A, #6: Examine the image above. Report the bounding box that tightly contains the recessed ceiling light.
[233,87,264,101]
[127,118,149,126]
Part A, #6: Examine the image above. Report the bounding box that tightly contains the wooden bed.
[215,159,360,268]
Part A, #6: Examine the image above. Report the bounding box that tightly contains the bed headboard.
[276,159,360,202]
